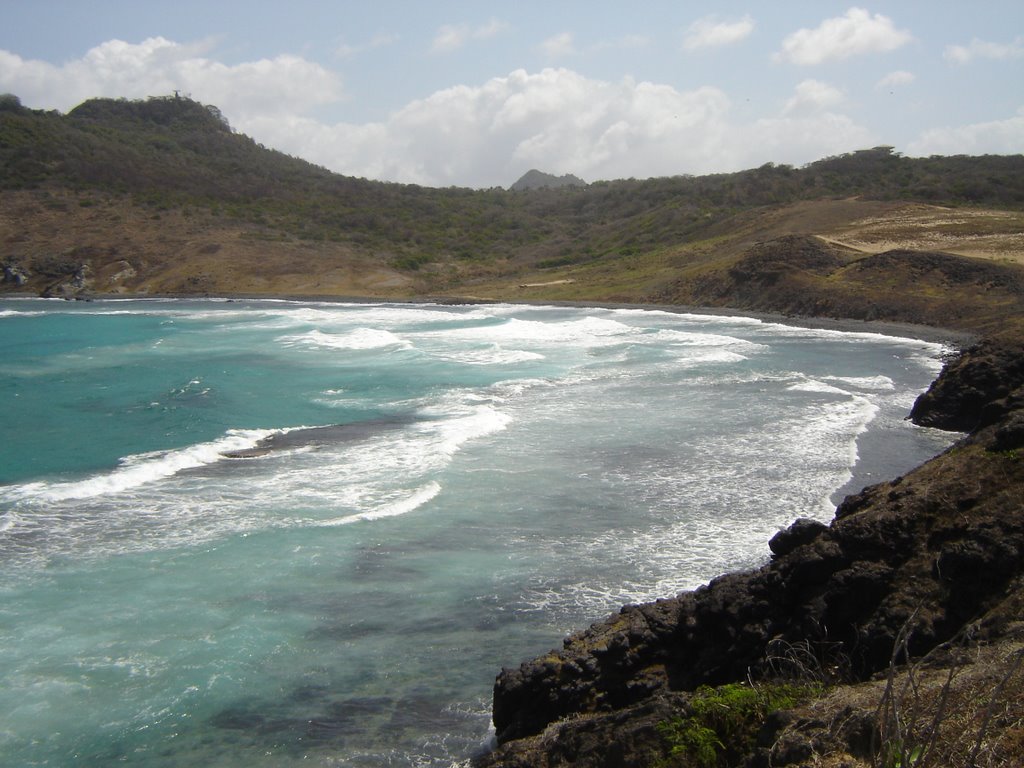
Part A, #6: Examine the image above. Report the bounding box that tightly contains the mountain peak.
[509,169,587,191]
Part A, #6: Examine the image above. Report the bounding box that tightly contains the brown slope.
[650,235,1024,334]
[0,189,417,298]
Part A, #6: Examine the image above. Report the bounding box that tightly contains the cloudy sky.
[2,1,1022,188]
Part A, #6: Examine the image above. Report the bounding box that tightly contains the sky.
[1,1,1022,188]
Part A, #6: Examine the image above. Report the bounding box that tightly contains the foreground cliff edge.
[477,337,1024,766]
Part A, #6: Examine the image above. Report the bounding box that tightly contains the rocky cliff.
[478,336,1024,766]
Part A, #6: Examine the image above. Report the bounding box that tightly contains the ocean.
[0,297,956,766]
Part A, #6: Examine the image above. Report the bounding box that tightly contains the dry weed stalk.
[873,613,1024,768]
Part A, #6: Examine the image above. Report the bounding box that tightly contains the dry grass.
[819,204,1024,266]
[0,189,416,298]
[775,628,1024,768]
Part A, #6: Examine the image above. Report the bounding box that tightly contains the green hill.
[2,93,1024,328]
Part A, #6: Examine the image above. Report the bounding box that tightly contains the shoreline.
[1,289,979,348]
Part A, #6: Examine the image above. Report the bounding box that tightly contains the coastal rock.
[993,410,1024,451]
[38,259,93,299]
[483,343,1024,762]
[910,337,1024,431]
[1,261,30,286]
[767,517,828,557]
[479,692,691,768]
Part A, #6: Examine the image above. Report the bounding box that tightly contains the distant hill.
[2,93,1024,303]
[509,169,588,191]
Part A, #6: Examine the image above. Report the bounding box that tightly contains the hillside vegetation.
[2,94,1024,309]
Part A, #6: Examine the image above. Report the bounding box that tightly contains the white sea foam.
[432,316,635,346]
[317,482,442,526]
[787,379,852,396]
[652,328,767,351]
[513,384,885,619]
[4,429,278,503]
[278,328,412,351]
[751,321,951,355]
[824,374,895,391]
[417,404,513,456]
[674,348,750,367]
[787,394,880,507]
[913,346,954,373]
[610,307,767,327]
[432,345,545,366]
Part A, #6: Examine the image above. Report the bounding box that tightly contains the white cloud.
[747,113,875,168]
[907,107,1024,156]
[784,79,845,114]
[775,8,911,65]
[541,32,575,58]
[944,36,1024,64]
[876,70,915,89]
[0,37,343,121]
[243,67,879,188]
[0,37,883,188]
[430,19,508,53]
[683,15,755,51]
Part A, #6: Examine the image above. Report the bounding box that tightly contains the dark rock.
[839,708,879,759]
[910,338,1024,431]
[768,518,829,557]
[477,692,691,768]
[768,732,814,765]
[992,409,1024,451]
[40,262,92,298]
[1,261,30,285]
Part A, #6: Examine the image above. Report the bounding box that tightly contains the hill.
[3,94,1024,304]
[509,169,588,191]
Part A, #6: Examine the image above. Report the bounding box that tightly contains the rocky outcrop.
[480,341,1024,765]
[1,260,30,286]
[40,262,92,298]
[910,336,1024,432]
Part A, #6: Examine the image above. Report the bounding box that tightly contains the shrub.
[658,682,821,767]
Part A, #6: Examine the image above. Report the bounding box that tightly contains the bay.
[0,298,955,766]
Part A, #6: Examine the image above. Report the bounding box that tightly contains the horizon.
[2,1,1022,189]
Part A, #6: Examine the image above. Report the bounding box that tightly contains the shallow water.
[0,298,955,766]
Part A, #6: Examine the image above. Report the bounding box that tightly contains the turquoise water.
[0,298,955,766]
